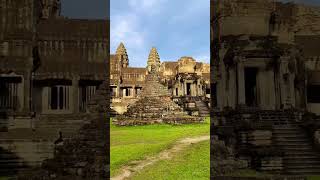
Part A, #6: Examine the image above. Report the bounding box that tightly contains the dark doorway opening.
[244,68,258,107]
[307,85,320,103]
[176,88,178,96]
[186,83,191,96]
[211,83,217,107]
[51,86,58,110]
[125,88,130,96]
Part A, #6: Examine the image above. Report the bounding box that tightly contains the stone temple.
[211,0,320,176]
[110,43,211,118]
[116,59,202,125]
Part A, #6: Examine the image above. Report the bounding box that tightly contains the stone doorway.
[187,83,191,96]
[244,67,258,107]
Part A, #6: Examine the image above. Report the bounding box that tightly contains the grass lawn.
[131,140,209,180]
[110,117,210,177]
[308,176,320,180]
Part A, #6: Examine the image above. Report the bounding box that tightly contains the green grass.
[131,140,210,180]
[110,117,210,177]
[308,176,320,180]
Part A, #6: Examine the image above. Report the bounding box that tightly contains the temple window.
[0,81,19,111]
[49,86,69,110]
[79,85,97,112]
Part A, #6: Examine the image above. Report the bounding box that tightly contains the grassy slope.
[131,140,210,180]
[110,118,210,176]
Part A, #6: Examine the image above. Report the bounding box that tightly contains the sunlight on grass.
[132,140,210,180]
[110,117,210,176]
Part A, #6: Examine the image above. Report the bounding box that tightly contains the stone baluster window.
[79,85,97,112]
[48,86,70,110]
[0,81,18,110]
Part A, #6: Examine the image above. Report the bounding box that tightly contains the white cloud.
[193,55,210,64]
[110,14,146,54]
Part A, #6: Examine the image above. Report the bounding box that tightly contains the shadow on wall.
[0,147,29,177]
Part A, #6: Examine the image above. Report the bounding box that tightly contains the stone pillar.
[123,89,126,97]
[42,87,49,113]
[116,85,120,97]
[133,86,136,97]
[179,82,182,96]
[195,83,198,96]
[237,61,245,105]
[17,76,25,112]
[23,73,30,112]
[192,83,196,96]
[184,81,187,95]
[72,77,79,113]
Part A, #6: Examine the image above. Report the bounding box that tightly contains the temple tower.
[40,0,61,19]
[116,42,129,68]
[147,47,161,73]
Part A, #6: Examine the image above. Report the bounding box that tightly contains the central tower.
[147,47,161,73]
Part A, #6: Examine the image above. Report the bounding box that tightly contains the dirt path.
[111,135,210,180]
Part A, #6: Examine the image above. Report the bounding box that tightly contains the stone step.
[286,164,320,169]
[275,143,312,147]
[273,137,308,142]
[286,169,320,175]
[285,150,319,156]
[284,156,320,161]
[285,159,320,165]
[273,129,305,134]
[273,126,301,130]
[273,134,308,138]
[279,146,314,151]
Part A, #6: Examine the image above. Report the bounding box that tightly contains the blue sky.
[110,0,210,67]
[61,0,109,19]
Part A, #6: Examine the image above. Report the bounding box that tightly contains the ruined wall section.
[37,19,108,64]
[0,0,36,68]
[219,0,273,36]
[35,19,108,79]
[295,4,320,35]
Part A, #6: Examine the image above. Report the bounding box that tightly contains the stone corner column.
[72,77,79,113]
[23,72,31,113]
[237,60,245,105]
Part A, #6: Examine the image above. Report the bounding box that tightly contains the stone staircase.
[138,72,171,97]
[195,100,210,117]
[125,96,186,118]
[125,72,186,119]
[237,110,320,175]
[0,147,28,177]
[273,124,320,175]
